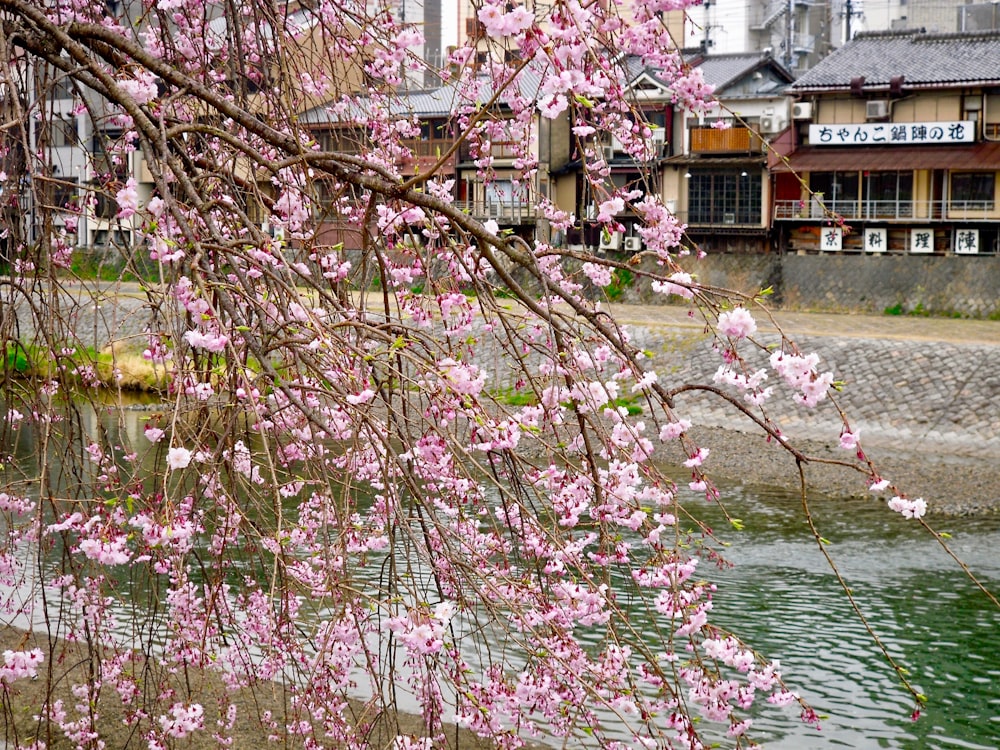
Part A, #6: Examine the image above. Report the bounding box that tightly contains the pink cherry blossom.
[115,177,139,219]
[718,307,757,339]
[0,649,44,683]
[183,330,228,352]
[167,447,192,470]
[888,496,927,519]
[839,430,860,450]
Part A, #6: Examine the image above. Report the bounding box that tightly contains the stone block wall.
[620,253,1000,318]
[777,255,1000,317]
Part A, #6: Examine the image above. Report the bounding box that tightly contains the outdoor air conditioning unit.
[866,100,889,120]
[791,102,812,120]
[759,115,786,134]
[723,213,736,225]
[602,146,615,162]
[623,236,642,252]
[650,128,666,145]
[598,231,622,251]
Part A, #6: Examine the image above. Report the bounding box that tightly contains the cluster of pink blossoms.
[0,649,44,684]
[769,349,835,407]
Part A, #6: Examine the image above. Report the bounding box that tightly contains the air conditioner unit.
[598,231,622,251]
[760,115,786,134]
[791,102,812,120]
[866,100,889,120]
[723,213,736,225]
[650,128,666,145]
[623,236,642,252]
[602,146,615,162]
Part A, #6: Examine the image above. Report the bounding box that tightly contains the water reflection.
[702,487,1000,750]
[3,400,999,749]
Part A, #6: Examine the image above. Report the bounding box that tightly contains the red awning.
[770,140,1000,172]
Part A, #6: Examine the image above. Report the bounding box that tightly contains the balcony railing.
[689,127,759,154]
[675,210,764,229]
[457,141,521,162]
[454,200,537,223]
[773,199,998,222]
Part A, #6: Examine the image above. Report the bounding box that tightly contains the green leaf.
[730,518,744,531]
[819,537,832,545]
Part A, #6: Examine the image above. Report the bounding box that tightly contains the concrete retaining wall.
[647,254,1000,318]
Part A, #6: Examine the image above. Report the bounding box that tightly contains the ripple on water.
[685,484,1000,750]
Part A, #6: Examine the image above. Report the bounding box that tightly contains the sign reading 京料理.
[819,226,842,252]
[864,228,887,253]
[910,228,934,254]
[809,121,975,146]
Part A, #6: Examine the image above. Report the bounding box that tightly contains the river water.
[685,486,1000,750]
[3,400,999,749]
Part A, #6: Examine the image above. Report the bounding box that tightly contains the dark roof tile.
[792,30,1000,90]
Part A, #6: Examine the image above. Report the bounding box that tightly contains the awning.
[771,140,1000,172]
[664,155,766,166]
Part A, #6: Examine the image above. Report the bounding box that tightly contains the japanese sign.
[864,228,887,253]
[953,228,980,255]
[819,226,842,252]
[809,121,975,147]
[910,228,934,254]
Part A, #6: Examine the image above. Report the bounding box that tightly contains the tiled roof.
[696,53,776,90]
[791,30,1000,90]
[301,59,551,125]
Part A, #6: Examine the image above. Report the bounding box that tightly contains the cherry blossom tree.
[0,0,992,748]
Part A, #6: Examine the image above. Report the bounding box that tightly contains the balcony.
[773,199,999,222]
[454,200,537,223]
[457,140,521,162]
[673,211,765,231]
[689,127,760,155]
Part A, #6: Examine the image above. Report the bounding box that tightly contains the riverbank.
[609,303,1000,517]
[660,424,1000,517]
[7,279,998,513]
[0,626,548,750]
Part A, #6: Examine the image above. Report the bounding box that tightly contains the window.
[485,180,528,207]
[93,229,131,248]
[810,171,859,211]
[93,191,119,220]
[687,170,761,225]
[48,116,78,147]
[951,172,995,210]
[91,129,128,182]
[404,119,451,156]
[49,75,75,102]
[864,171,913,218]
[52,178,79,213]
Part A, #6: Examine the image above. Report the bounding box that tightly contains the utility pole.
[785,0,793,68]
[844,0,862,41]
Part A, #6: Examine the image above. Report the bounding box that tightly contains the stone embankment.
[5,280,999,514]
[612,303,1000,515]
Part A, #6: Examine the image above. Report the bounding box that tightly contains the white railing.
[773,199,998,222]
[453,200,537,223]
[674,211,765,229]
